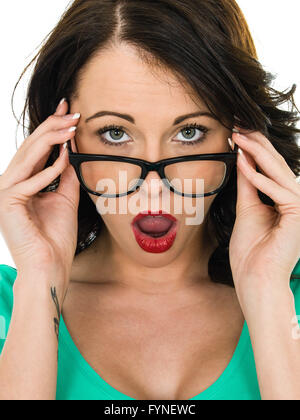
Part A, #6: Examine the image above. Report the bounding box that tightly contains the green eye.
[108,128,124,141]
[174,123,209,145]
[96,122,210,147]
[97,125,130,146]
[182,127,197,139]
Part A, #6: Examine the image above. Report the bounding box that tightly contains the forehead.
[74,43,207,113]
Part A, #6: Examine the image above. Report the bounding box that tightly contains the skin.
[68,42,233,290]
[0,42,299,400]
[65,42,300,400]
[63,45,300,399]
[60,42,245,399]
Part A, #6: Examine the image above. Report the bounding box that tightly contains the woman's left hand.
[228,128,300,298]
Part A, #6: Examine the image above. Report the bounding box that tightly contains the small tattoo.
[50,287,61,342]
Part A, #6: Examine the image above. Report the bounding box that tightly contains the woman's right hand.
[0,99,81,289]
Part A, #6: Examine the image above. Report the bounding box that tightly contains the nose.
[139,170,164,199]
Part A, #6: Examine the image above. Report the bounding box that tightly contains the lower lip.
[132,220,178,254]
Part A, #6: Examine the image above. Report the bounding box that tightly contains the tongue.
[137,216,173,234]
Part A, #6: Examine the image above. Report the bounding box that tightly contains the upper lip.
[132,210,177,225]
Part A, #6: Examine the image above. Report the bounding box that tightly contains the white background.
[0,0,300,268]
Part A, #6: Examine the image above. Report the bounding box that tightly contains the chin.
[124,241,182,268]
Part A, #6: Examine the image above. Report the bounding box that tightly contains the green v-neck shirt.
[0,260,299,400]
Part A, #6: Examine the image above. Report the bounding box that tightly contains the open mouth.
[131,212,178,253]
[134,215,175,238]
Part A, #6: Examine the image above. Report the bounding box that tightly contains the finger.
[19,113,81,151]
[21,109,81,156]
[56,143,80,209]
[30,97,79,176]
[28,101,81,140]
[237,145,300,207]
[55,98,68,116]
[235,146,262,213]
[233,131,300,195]
[233,129,298,182]
[30,99,70,176]
[2,126,78,189]
[233,127,281,159]
[3,96,81,188]
[10,145,70,199]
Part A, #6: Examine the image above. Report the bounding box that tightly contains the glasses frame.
[66,139,239,198]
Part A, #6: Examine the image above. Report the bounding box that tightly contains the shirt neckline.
[59,314,250,400]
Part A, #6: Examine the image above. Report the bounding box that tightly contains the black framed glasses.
[66,139,238,198]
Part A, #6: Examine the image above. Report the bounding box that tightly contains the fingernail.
[238,147,248,163]
[232,128,240,133]
[62,147,68,158]
[228,138,233,149]
[63,113,81,120]
[60,143,68,157]
[58,98,67,107]
[68,126,77,132]
[63,142,68,150]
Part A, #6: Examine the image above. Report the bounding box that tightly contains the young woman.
[0,0,300,400]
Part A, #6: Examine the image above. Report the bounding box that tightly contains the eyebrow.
[85,111,217,125]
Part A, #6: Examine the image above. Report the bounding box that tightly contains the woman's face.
[70,43,232,267]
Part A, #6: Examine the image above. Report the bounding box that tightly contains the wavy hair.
[12,0,300,285]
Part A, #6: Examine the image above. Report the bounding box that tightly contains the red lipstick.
[131,211,178,254]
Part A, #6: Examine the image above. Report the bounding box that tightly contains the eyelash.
[96,123,210,147]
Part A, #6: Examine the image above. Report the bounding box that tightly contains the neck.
[89,222,216,298]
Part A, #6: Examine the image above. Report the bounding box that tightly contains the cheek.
[172,195,215,225]
[90,194,132,232]
[95,212,133,246]
[103,215,130,234]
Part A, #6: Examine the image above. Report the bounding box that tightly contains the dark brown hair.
[12,0,300,285]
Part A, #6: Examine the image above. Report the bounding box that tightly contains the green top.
[0,260,300,400]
